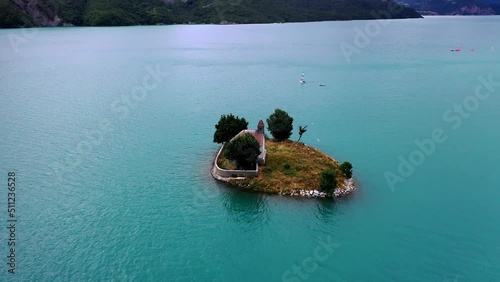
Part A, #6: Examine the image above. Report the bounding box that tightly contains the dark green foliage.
[297,125,307,142]
[174,0,421,23]
[0,0,35,28]
[319,169,337,194]
[267,109,293,142]
[1,0,422,28]
[58,0,87,26]
[339,161,353,178]
[0,0,177,28]
[283,163,291,169]
[83,0,177,26]
[401,0,498,15]
[224,133,261,170]
[213,114,248,144]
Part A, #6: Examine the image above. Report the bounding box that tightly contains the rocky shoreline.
[211,161,356,199]
[277,178,356,198]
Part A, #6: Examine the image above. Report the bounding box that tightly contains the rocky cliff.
[1,0,422,28]
[400,0,500,15]
[11,0,61,26]
[452,4,495,15]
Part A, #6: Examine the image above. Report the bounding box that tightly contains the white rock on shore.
[277,180,355,198]
[334,179,355,197]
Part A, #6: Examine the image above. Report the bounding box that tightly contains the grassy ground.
[217,148,237,170]
[226,140,347,194]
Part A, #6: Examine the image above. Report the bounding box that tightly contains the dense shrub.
[213,114,248,144]
[224,133,261,170]
[267,109,293,141]
[339,161,353,178]
[319,169,337,194]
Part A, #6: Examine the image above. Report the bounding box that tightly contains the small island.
[211,109,355,198]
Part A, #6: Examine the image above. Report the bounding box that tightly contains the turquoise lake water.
[1,16,500,281]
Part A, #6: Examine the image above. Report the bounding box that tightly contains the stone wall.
[212,143,259,179]
[257,138,266,165]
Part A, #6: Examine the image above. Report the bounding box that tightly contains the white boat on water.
[299,73,306,84]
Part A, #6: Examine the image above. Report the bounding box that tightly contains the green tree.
[297,125,307,142]
[224,133,261,170]
[319,169,337,194]
[0,0,35,28]
[213,114,248,143]
[339,161,353,178]
[267,109,293,141]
